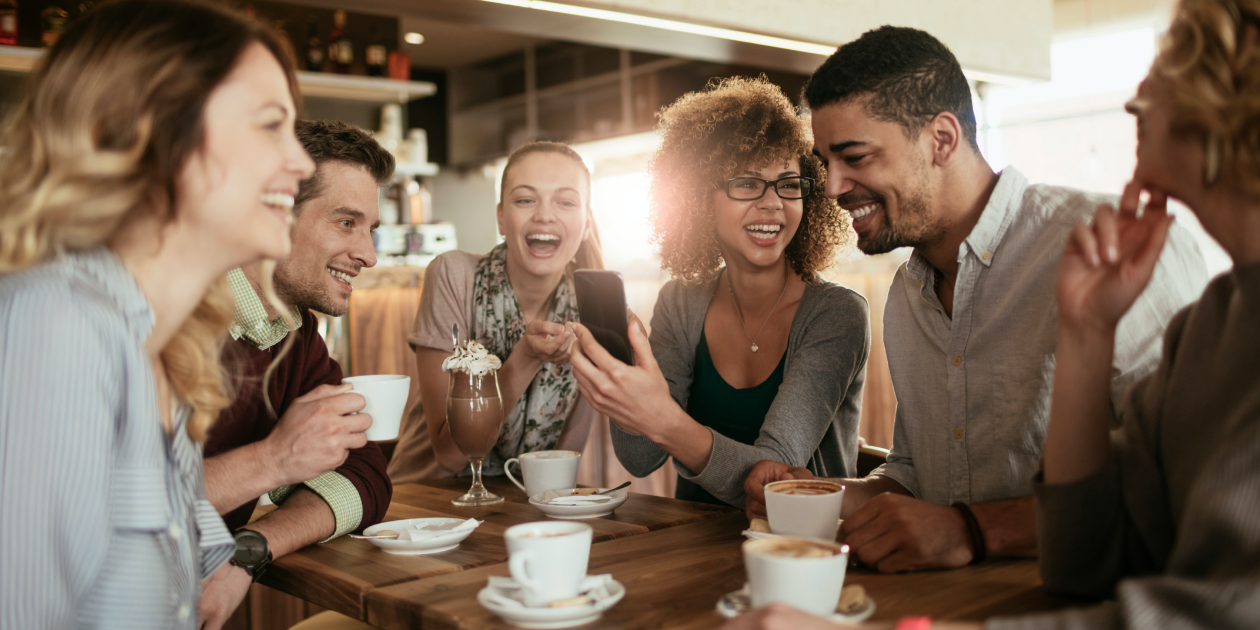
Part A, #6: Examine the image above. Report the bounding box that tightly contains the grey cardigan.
[610,274,870,507]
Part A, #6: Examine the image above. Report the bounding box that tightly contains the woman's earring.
[1203,132,1222,187]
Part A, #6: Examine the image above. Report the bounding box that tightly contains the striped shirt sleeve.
[0,289,117,628]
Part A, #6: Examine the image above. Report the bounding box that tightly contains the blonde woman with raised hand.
[0,1,315,628]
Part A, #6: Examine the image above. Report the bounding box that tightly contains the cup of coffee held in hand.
[764,479,845,540]
[504,521,593,607]
[504,450,582,497]
[342,375,410,441]
[743,537,849,615]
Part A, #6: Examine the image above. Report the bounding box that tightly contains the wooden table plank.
[365,512,1076,630]
[256,477,735,620]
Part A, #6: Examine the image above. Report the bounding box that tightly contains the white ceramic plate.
[478,576,626,628]
[528,488,628,519]
[361,518,476,555]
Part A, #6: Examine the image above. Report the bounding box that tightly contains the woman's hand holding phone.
[569,310,675,438]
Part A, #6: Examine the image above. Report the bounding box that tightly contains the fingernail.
[1107,245,1118,262]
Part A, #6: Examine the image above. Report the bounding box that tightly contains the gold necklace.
[726,267,790,353]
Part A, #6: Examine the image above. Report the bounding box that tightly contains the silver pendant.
[750,343,759,352]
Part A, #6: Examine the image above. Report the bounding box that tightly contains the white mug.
[504,521,592,607]
[342,375,410,441]
[743,537,849,616]
[504,450,581,497]
[764,479,845,540]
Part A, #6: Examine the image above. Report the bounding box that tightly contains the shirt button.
[178,605,190,621]
[169,524,182,540]
[954,429,964,440]
[982,251,992,260]
[951,355,963,366]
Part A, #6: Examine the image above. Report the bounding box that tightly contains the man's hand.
[743,460,814,522]
[840,493,973,573]
[262,383,371,487]
[198,563,251,630]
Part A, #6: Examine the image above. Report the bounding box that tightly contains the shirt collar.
[963,167,1028,268]
[72,247,156,343]
[227,268,302,350]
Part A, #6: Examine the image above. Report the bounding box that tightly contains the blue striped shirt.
[0,247,236,629]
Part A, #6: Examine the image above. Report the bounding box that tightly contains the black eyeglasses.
[723,176,815,200]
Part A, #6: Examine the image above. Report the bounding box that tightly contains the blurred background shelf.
[0,46,436,104]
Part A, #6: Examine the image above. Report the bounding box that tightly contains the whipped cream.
[442,340,502,376]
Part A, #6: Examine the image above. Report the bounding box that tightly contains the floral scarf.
[472,243,580,474]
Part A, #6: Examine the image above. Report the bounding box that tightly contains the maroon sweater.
[206,308,392,532]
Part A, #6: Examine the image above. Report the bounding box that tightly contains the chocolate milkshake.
[442,340,505,461]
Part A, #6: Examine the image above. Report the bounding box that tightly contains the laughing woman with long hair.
[0,1,314,626]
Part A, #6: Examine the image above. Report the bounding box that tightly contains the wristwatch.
[229,529,272,582]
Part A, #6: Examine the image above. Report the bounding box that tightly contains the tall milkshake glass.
[447,367,505,506]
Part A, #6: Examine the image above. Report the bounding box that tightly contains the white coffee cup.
[504,521,592,607]
[504,450,582,497]
[342,375,410,441]
[743,537,849,616]
[764,479,845,540]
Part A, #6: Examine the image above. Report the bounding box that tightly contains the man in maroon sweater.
[197,120,395,629]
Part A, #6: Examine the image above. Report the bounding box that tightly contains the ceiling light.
[404,32,425,45]
[481,0,835,56]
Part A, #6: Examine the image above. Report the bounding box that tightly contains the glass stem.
[469,456,485,492]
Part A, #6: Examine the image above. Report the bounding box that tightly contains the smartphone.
[574,270,635,365]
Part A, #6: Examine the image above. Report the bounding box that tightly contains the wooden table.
[260,479,1074,628]
[258,477,733,620]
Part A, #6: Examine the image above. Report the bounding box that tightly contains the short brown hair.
[294,119,395,210]
[649,76,851,282]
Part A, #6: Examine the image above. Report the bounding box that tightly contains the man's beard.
[274,264,349,317]
[842,182,944,256]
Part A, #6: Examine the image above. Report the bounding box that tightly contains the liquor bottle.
[41,5,68,48]
[304,17,324,72]
[0,0,18,47]
[365,25,387,77]
[328,10,353,75]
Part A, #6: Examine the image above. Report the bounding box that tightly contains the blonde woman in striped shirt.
[0,1,314,627]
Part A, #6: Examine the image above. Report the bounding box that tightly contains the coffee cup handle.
[508,550,541,594]
[504,458,526,493]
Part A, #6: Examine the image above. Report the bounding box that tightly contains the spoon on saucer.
[598,482,631,495]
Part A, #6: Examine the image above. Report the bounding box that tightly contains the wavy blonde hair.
[1150,0,1260,194]
[648,76,851,283]
[0,0,300,441]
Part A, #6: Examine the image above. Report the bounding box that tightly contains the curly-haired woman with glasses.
[569,76,869,508]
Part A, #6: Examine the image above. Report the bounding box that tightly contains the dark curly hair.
[804,26,979,152]
[294,119,396,212]
[649,76,850,282]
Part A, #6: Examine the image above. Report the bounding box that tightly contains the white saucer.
[528,488,628,519]
[715,584,875,623]
[478,574,626,628]
[741,529,786,540]
[361,518,478,555]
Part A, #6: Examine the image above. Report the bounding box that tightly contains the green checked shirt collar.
[227,268,303,350]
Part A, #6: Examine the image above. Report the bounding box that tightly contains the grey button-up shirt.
[874,168,1208,505]
[0,248,236,629]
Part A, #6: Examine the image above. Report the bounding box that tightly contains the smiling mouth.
[745,224,783,240]
[848,203,878,221]
[328,268,354,287]
[525,233,562,256]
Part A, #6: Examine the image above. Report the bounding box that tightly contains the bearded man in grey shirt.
[745,26,1207,573]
